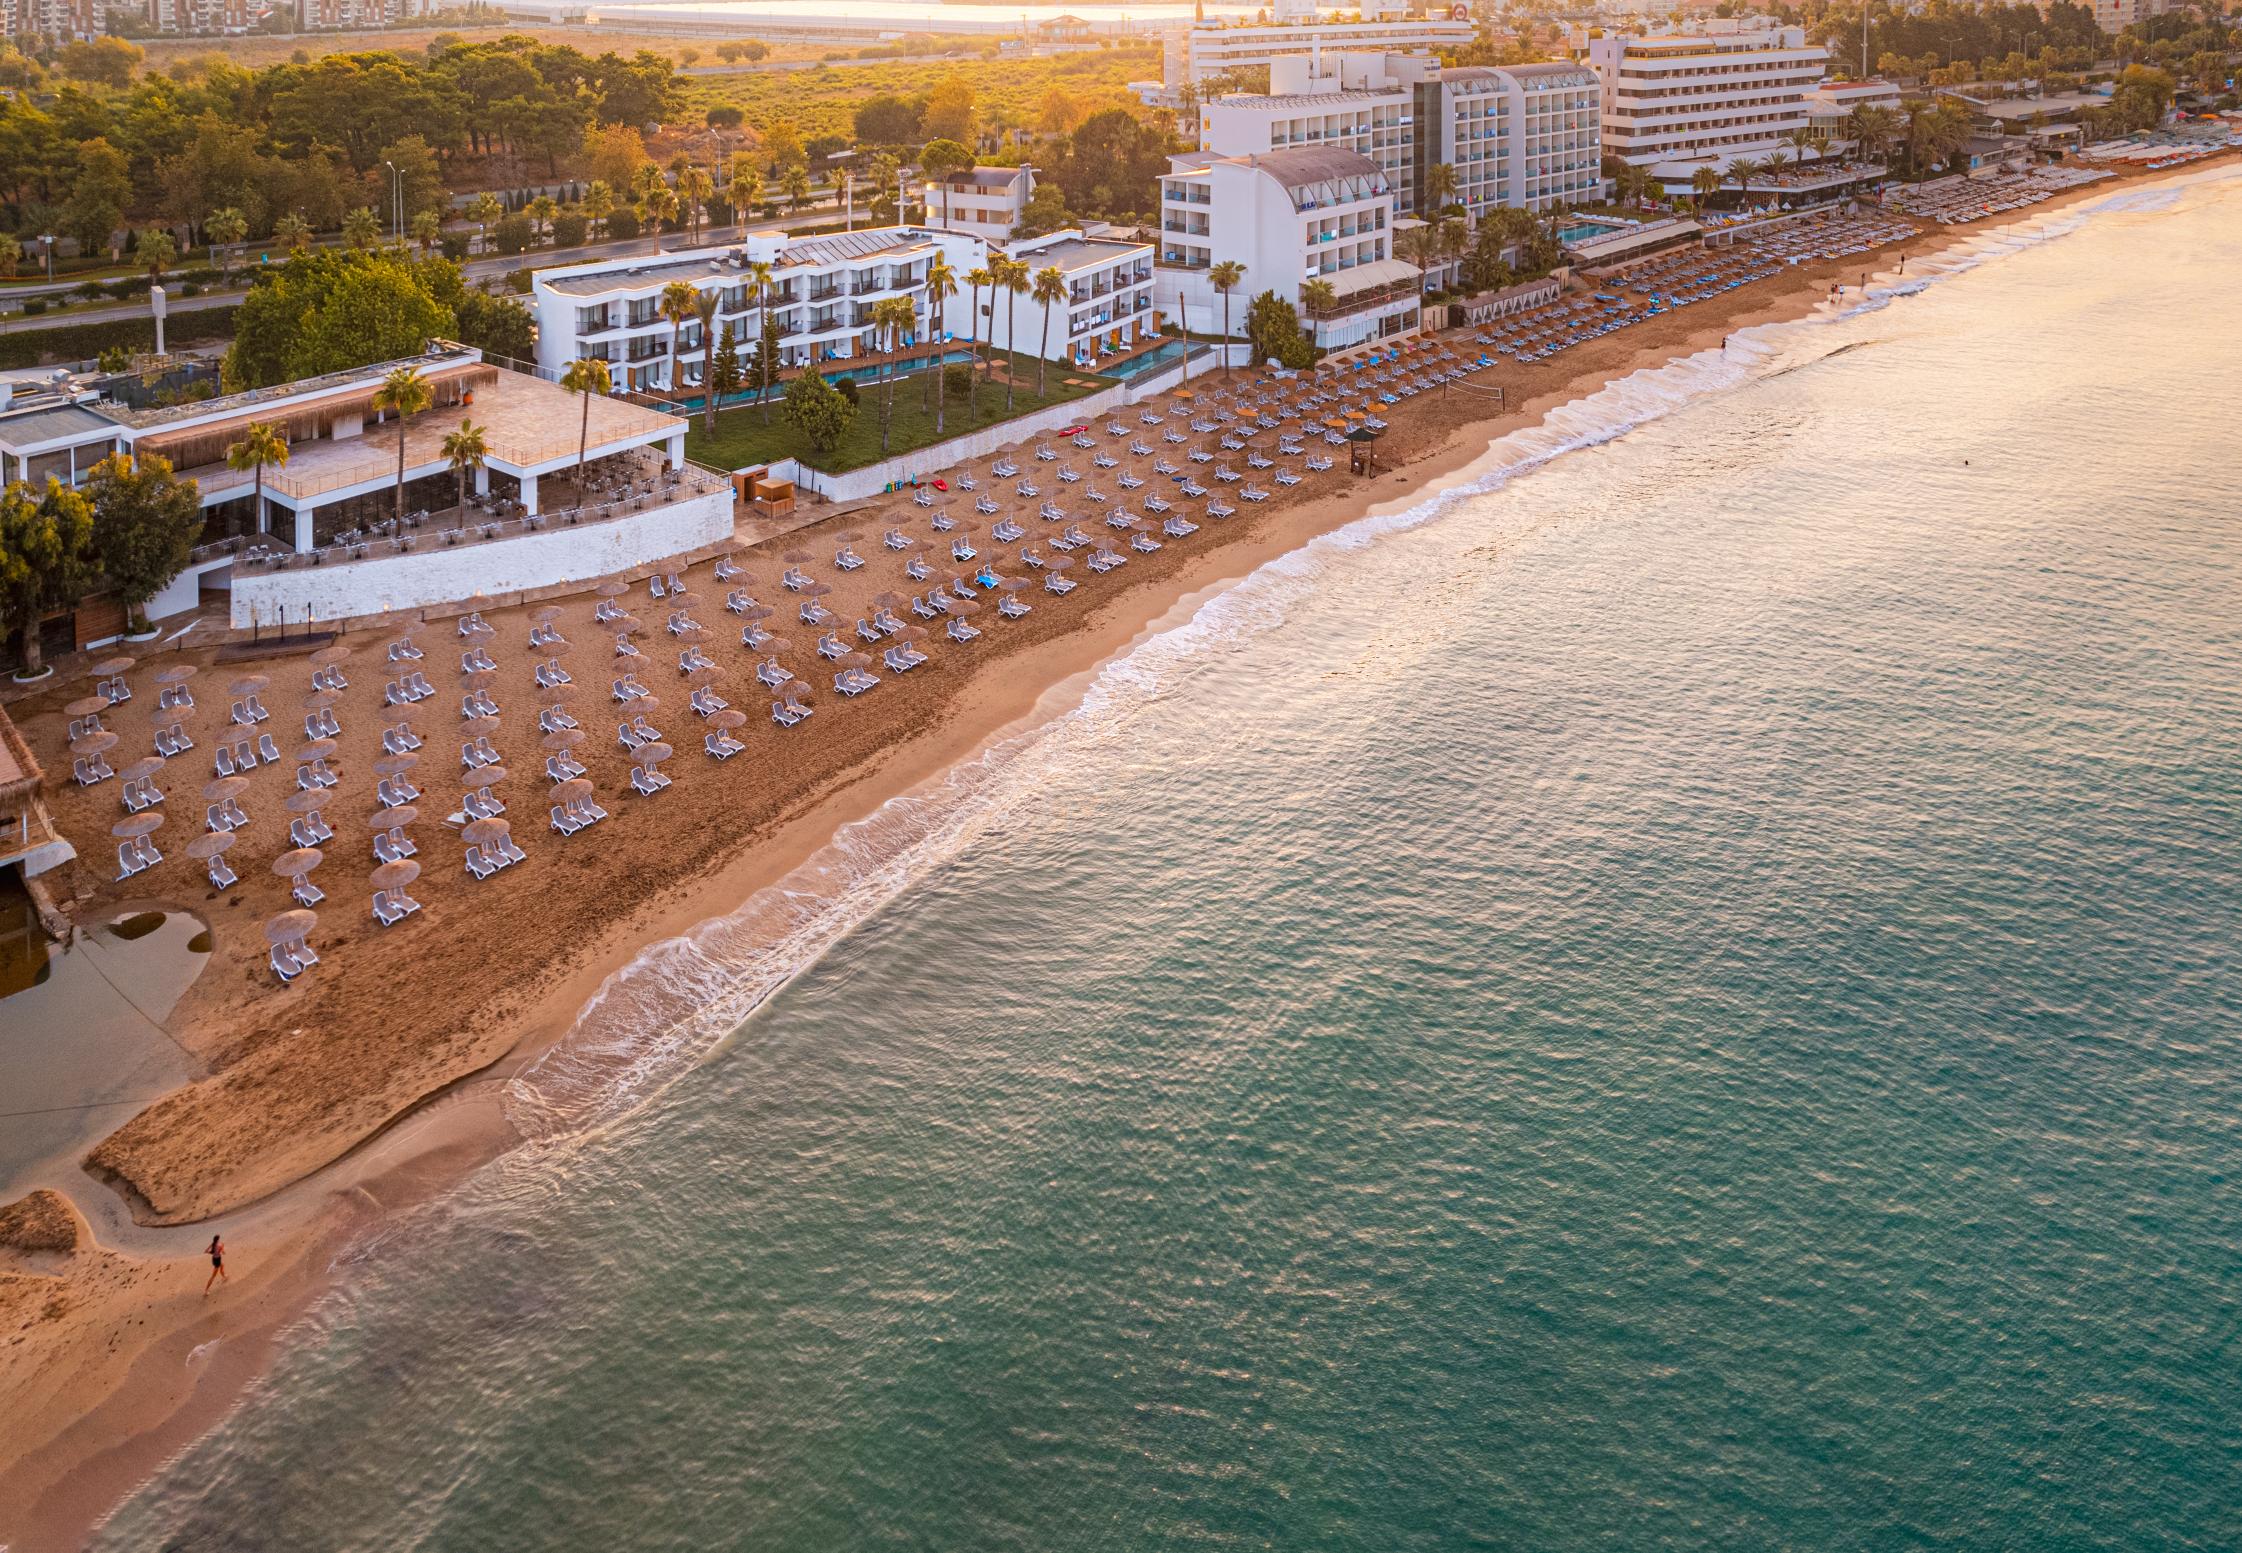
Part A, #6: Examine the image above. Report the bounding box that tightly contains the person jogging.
[204,1234,226,1295]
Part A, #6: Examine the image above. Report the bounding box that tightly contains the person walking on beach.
[204,1234,226,1295]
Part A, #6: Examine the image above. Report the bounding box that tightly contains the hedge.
[0,305,240,370]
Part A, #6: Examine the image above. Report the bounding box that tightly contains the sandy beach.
[2,153,2223,1551]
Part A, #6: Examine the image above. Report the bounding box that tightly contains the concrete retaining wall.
[227,489,734,629]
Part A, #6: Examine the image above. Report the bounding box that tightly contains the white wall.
[147,553,236,624]
[766,347,1240,505]
[228,489,733,629]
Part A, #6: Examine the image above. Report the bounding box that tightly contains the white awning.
[1322,257,1420,297]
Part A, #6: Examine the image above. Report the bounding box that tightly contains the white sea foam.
[499,177,2181,1142]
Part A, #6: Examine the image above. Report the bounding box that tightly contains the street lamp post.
[38,234,52,281]
[383,161,403,243]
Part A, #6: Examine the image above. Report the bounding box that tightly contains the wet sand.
[2,155,2222,1551]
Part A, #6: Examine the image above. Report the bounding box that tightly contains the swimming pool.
[662,350,983,414]
[1096,339,1208,380]
[1559,222,1625,245]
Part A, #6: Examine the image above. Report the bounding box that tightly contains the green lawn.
[683,361,1109,473]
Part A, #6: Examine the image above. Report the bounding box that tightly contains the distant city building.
[1,0,96,38]
[1158,145,1421,353]
[2086,0,2182,33]
[291,0,433,30]
[1161,13,1478,99]
[1588,27,1832,191]
[143,0,248,31]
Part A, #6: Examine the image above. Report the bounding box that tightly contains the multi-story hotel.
[1412,60,1603,216]
[1200,54,1422,215]
[532,224,1159,391]
[1158,146,1420,353]
[534,229,951,397]
[1203,53,1602,223]
[1587,28,1831,191]
[975,230,1159,369]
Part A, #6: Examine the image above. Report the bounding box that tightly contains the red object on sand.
[932,478,948,491]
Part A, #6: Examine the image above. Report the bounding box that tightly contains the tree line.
[0,34,683,253]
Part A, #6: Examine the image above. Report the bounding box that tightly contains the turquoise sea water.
[102,172,2242,1551]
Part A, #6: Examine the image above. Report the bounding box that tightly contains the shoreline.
[4,154,2226,1551]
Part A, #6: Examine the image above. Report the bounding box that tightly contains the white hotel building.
[532,223,1159,391]
[1587,28,1831,192]
[1412,60,1603,217]
[1158,146,1420,353]
[1200,54,1423,216]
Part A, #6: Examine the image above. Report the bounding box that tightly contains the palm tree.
[274,212,313,253]
[468,192,502,252]
[135,229,176,286]
[410,209,442,257]
[694,290,721,430]
[963,264,991,419]
[1439,213,1469,276]
[729,166,763,233]
[1727,157,1763,205]
[782,166,813,213]
[442,419,487,515]
[1029,264,1067,398]
[525,193,559,246]
[677,165,714,244]
[1786,125,1819,167]
[747,259,777,422]
[1420,159,1459,216]
[924,253,957,436]
[642,185,678,234]
[224,421,287,538]
[998,257,1029,413]
[1848,103,1898,165]
[560,357,613,503]
[1208,259,1245,375]
[370,366,431,527]
[204,206,246,274]
[342,206,381,250]
[658,279,700,396]
[1396,225,1436,296]
[583,180,616,241]
[872,295,916,454]
[1691,165,1721,207]
[1299,277,1336,324]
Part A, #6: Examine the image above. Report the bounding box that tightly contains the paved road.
[0,211,859,335]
